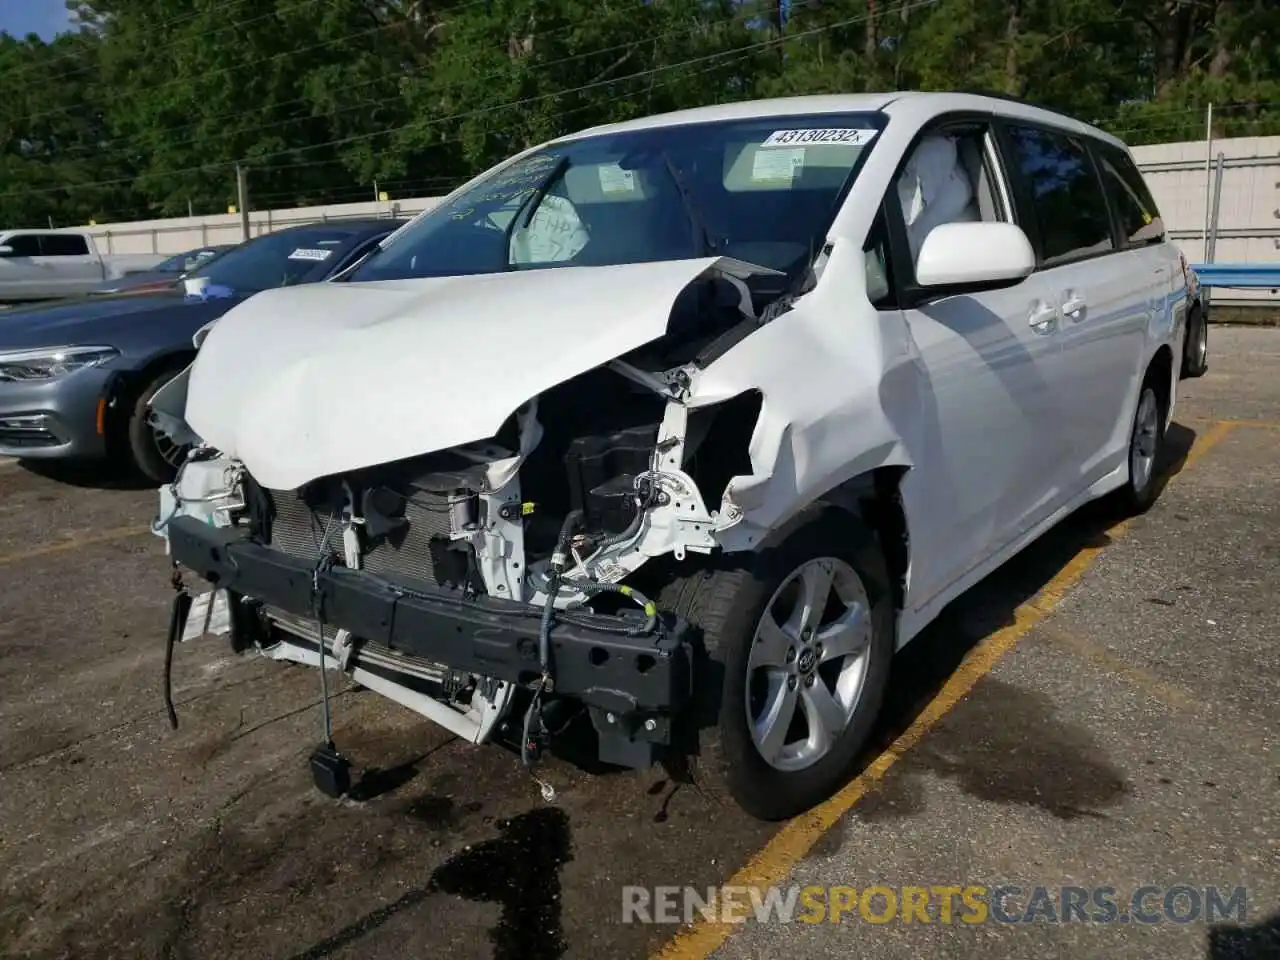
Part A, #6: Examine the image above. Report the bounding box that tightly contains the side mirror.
[0,245,14,256]
[915,222,1036,290]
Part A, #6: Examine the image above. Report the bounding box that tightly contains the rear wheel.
[125,368,190,483]
[659,514,894,820]
[1182,304,1209,378]
[1116,376,1166,515]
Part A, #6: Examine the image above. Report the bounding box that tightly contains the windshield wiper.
[661,152,716,257]
[503,154,571,270]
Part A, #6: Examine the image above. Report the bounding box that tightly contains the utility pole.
[373,179,379,202]
[235,163,251,241]
[1202,103,1213,260]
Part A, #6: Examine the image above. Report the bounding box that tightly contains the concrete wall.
[79,134,1280,304]
[85,196,446,256]
[1132,136,1280,305]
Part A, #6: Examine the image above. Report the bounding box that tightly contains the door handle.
[1028,301,1057,332]
[1061,294,1087,321]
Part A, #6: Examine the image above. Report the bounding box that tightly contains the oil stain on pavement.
[852,678,1129,823]
[288,808,573,960]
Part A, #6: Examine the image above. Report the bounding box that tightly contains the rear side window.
[1005,125,1114,266]
[3,235,42,256]
[1096,147,1165,247]
[39,234,90,256]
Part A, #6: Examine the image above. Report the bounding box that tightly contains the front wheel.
[125,368,191,483]
[660,514,895,820]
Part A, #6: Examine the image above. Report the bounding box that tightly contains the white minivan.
[153,92,1193,820]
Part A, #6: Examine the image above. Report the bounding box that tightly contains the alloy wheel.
[745,557,873,772]
[1130,387,1159,494]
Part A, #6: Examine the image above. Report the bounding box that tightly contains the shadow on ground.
[822,422,1200,826]
[19,456,156,491]
[1207,911,1280,959]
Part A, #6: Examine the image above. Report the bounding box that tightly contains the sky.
[0,0,73,40]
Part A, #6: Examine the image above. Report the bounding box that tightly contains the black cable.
[577,582,659,636]
[591,483,656,553]
[311,515,338,746]
[164,580,192,731]
[538,509,583,676]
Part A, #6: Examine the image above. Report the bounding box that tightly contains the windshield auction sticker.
[597,164,638,195]
[752,147,805,184]
[288,248,334,261]
[762,128,878,147]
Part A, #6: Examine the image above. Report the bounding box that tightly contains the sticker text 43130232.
[762,128,878,147]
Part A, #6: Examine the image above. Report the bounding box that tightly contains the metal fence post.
[1204,151,1226,315]
[1202,103,1213,261]
[1206,152,1226,265]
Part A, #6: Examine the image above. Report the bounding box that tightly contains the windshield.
[154,247,222,274]
[350,113,885,286]
[153,252,191,273]
[188,228,360,292]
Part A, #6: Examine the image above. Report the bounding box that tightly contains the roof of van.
[559,91,1127,150]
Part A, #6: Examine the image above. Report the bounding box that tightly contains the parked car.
[88,244,237,296]
[0,220,401,481]
[0,229,165,301]
[153,92,1193,820]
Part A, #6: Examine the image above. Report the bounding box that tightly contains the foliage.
[0,0,1276,225]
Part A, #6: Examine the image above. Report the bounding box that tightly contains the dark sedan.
[0,219,403,481]
[87,244,238,295]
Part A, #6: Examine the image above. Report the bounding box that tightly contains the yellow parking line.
[1036,622,1200,713]
[1219,418,1280,430]
[0,525,152,567]
[652,419,1237,960]
[1037,622,1275,759]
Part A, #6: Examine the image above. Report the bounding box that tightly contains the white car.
[152,92,1190,820]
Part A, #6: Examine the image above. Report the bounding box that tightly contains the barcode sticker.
[761,128,878,147]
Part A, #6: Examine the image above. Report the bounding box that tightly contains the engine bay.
[153,263,778,787]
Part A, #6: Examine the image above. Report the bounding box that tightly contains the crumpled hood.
[185,257,766,490]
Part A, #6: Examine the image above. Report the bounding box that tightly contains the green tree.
[0,0,1277,226]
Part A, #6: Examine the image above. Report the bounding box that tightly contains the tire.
[659,512,895,821]
[1116,374,1166,515]
[1181,304,1209,379]
[124,368,191,483]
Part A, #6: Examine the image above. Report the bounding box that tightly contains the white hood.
[185,257,768,490]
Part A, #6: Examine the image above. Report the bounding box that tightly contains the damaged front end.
[153,257,774,790]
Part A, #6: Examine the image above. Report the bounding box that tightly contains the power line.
[41,7,609,161]
[0,0,260,83]
[44,0,820,163]
[0,23,782,203]
[246,0,942,165]
[0,0,936,201]
[1105,101,1280,139]
[16,0,494,127]
[247,49,765,209]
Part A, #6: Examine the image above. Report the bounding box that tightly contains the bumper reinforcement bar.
[166,516,694,720]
